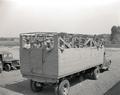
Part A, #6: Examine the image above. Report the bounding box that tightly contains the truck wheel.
[30,80,43,92]
[106,65,111,71]
[106,67,109,71]
[92,67,100,80]
[4,64,11,71]
[55,79,70,95]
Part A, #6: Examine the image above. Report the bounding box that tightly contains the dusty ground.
[0,48,120,95]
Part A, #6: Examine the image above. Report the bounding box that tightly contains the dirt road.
[0,48,120,95]
[105,81,120,95]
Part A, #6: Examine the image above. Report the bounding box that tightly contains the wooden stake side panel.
[58,47,104,77]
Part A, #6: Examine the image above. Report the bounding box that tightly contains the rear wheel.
[4,64,11,71]
[30,80,43,92]
[55,79,70,95]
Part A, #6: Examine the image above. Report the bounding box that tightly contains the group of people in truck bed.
[58,33,104,49]
[22,33,104,52]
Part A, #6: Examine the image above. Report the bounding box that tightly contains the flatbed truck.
[20,32,111,95]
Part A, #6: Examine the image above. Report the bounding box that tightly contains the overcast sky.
[0,0,120,37]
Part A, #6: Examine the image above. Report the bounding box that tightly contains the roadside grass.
[105,44,120,48]
[0,41,19,46]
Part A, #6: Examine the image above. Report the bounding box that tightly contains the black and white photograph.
[0,0,120,95]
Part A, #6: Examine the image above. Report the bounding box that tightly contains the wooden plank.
[58,47,104,77]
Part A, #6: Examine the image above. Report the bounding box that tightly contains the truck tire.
[92,67,100,80]
[30,80,43,92]
[4,64,11,71]
[55,79,70,95]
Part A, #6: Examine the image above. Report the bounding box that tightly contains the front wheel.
[92,67,100,80]
[4,64,11,71]
[55,79,70,95]
[106,60,111,71]
[30,80,43,92]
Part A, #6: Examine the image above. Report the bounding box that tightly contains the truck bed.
[20,32,105,82]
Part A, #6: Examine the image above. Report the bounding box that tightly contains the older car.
[0,51,20,71]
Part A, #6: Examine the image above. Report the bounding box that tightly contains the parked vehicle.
[0,51,20,71]
[20,32,111,95]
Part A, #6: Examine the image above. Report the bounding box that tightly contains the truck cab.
[0,51,20,71]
